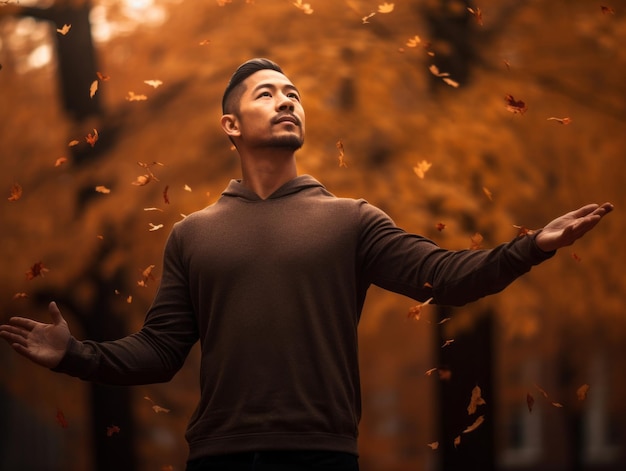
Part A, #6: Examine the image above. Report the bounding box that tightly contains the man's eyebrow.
[252,82,300,95]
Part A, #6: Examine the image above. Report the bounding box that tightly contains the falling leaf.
[503,59,511,70]
[547,116,572,125]
[126,91,148,101]
[462,415,485,434]
[336,140,348,168]
[89,80,98,98]
[132,175,153,186]
[26,262,49,280]
[362,12,376,23]
[126,295,132,303]
[435,222,446,231]
[163,185,170,204]
[407,297,433,320]
[469,232,483,250]
[438,367,452,381]
[141,265,156,284]
[56,408,68,428]
[144,79,163,88]
[68,139,80,147]
[453,435,461,447]
[184,184,192,192]
[293,0,313,14]
[482,187,493,201]
[571,252,582,262]
[85,128,99,147]
[551,402,564,408]
[199,39,211,46]
[148,223,163,232]
[527,393,535,412]
[13,292,28,299]
[504,95,528,114]
[8,182,22,201]
[144,396,170,413]
[56,24,71,35]
[513,224,535,237]
[97,235,104,240]
[441,339,455,348]
[96,71,110,81]
[95,185,111,194]
[54,157,68,167]
[429,64,449,77]
[467,7,483,26]
[601,5,615,15]
[438,317,450,325]
[467,385,487,415]
[535,384,549,399]
[442,77,459,88]
[406,35,422,47]
[425,367,438,376]
[427,441,439,450]
[216,0,232,5]
[106,425,121,437]
[413,160,432,179]
[377,2,394,13]
[577,384,590,401]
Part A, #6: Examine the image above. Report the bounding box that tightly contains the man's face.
[230,69,305,151]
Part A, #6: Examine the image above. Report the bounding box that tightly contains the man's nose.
[277,94,295,111]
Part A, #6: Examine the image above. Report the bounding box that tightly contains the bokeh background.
[1,1,625,470]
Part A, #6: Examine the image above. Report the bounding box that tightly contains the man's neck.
[239,148,298,200]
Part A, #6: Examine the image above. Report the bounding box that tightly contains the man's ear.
[221,114,240,138]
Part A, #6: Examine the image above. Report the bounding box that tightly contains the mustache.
[271,112,301,126]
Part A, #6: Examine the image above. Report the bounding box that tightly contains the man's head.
[222,58,284,115]
[221,59,305,152]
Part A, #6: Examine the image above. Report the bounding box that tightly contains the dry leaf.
[571,252,582,262]
[106,425,121,437]
[442,77,459,88]
[68,139,80,147]
[95,185,111,194]
[469,232,483,250]
[362,12,376,24]
[199,39,211,46]
[413,160,432,179]
[453,435,461,447]
[96,71,110,81]
[441,339,455,348]
[427,441,439,450]
[336,140,348,168]
[467,7,483,26]
[462,415,485,434]
[184,184,192,192]
[126,91,148,101]
[149,223,164,232]
[513,224,535,237]
[293,0,313,14]
[504,95,528,114]
[144,79,163,88]
[56,24,71,35]
[13,292,28,299]
[435,222,446,231]
[577,384,590,401]
[144,396,170,414]
[89,80,98,98]
[467,385,487,415]
[85,128,99,147]
[163,185,170,204]
[407,297,433,321]
[378,2,394,13]
[482,187,493,201]
[56,408,68,428]
[425,367,438,376]
[132,175,153,186]
[54,157,68,167]
[429,65,449,77]
[406,35,422,47]
[601,6,615,15]
[547,117,572,125]
[26,261,49,280]
[8,182,22,201]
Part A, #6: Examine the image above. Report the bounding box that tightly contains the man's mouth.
[273,114,300,126]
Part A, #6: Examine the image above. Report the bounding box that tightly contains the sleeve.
[357,201,555,307]
[53,228,199,385]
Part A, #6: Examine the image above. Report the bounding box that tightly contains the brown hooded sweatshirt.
[53,175,553,459]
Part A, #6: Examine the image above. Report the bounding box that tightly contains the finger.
[592,202,614,217]
[48,301,64,325]
[0,329,29,348]
[571,203,600,218]
[6,316,40,331]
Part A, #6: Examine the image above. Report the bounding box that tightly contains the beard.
[263,134,304,151]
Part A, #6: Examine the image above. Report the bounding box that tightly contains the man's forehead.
[244,69,295,89]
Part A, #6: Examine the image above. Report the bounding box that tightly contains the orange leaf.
[469,232,483,250]
[8,182,22,201]
[467,385,487,415]
[95,185,111,194]
[13,292,28,299]
[571,252,582,262]
[407,297,432,320]
[56,408,68,428]
[435,222,446,231]
[467,7,483,26]
[377,2,394,14]
[89,80,98,98]
[362,12,376,24]
[96,71,110,81]
[54,157,68,167]
[85,128,99,147]
[144,396,170,413]
[453,435,461,447]
[547,116,572,125]
[462,415,485,434]
[293,0,313,14]
[513,224,535,237]
[413,160,432,179]
[482,186,493,201]
[26,261,49,280]
[577,384,590,401]
[504,95,528,114]
[106,425,121,437]
[336,140,348,168]
[163,185,170,204]
[68,139,80,147]
[126,91,148,101]
[427,441,439,450]
[56,24,71,35]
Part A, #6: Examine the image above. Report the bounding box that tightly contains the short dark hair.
[222,58,284,114]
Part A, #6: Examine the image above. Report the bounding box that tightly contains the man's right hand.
[0,301,70,368]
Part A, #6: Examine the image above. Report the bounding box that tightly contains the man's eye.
[258,91,271,98]
[288,93,300,101]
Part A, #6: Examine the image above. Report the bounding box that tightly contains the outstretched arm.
[0,301,70,369]
[535,202,613,253]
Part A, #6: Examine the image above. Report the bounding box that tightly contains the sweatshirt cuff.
[528,230,556,261]
[51,336,97,379]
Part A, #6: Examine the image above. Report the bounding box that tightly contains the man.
[0,59,613,471]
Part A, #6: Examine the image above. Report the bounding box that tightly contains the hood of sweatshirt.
[220,174,325,201]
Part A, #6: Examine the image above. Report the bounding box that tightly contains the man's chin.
[265,135,304,151]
